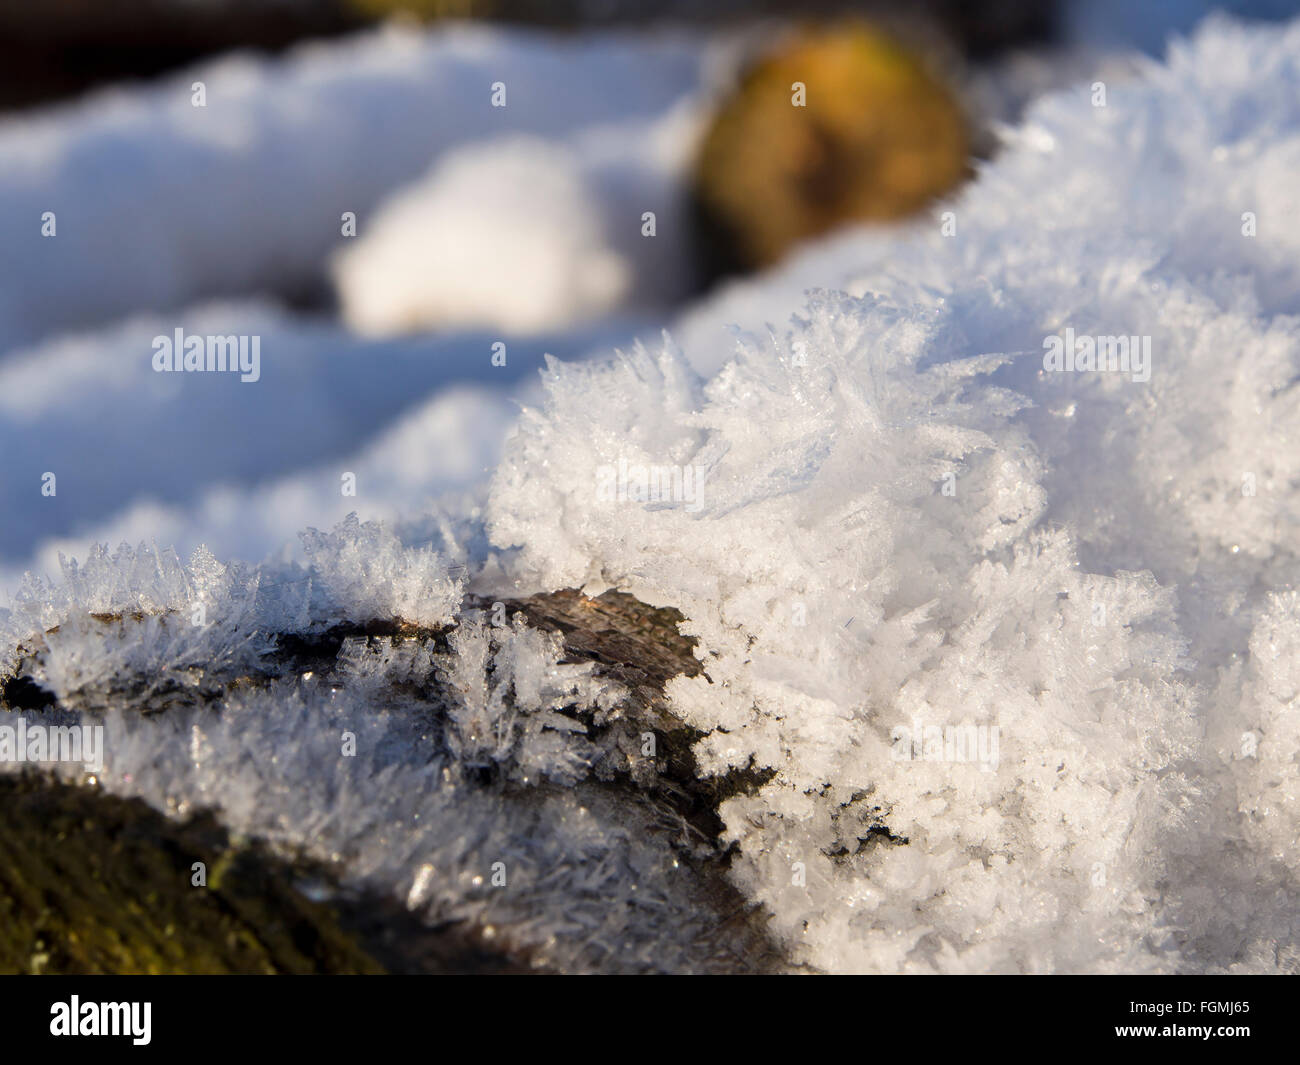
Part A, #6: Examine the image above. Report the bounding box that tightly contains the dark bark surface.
[0,589,786,973]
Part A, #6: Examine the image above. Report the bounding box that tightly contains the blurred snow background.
[0,21,722,589]
[0,1,1287,591]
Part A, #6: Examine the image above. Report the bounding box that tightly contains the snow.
[3,12,1300,973]
[437,612,629,785]
[0,300,655,584]
[333,100,708,334]
[0,16,714,587]
[485,15,1300,971]
[0,21,707,354]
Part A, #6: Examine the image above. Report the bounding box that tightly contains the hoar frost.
[489,300,1202,973]
[487,16,1300,973]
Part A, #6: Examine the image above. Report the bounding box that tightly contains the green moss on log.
[0,588,792,972]
[0,774,541,974]
[0,774,387,974]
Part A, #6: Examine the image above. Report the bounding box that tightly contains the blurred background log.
[0,0,1056,114]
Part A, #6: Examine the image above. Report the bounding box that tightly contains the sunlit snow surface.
[3,15,1300,972]
[0,23,707,352]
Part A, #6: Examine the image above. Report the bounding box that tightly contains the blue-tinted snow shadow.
[0,306,660,562]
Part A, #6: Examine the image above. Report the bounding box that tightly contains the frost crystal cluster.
[488,16,1300,972]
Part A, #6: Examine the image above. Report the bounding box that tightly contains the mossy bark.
[0,774,386,974]
[1,589,785,973]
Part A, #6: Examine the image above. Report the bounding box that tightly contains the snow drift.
[0,22,705,355]
[486,14,1300,972]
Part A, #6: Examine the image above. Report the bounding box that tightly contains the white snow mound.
[487,15,1300,973]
